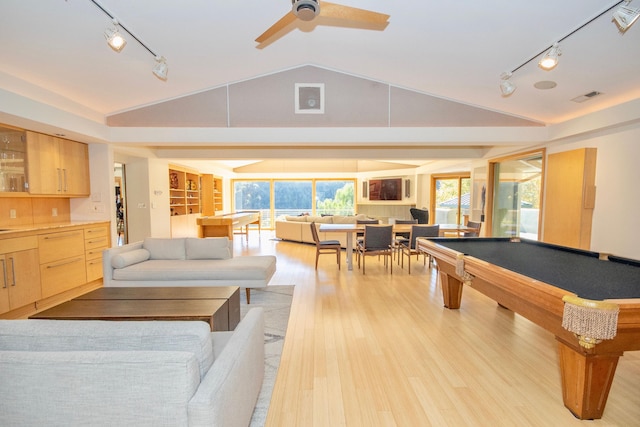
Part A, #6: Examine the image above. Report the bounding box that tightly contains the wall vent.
[571,91,603,103]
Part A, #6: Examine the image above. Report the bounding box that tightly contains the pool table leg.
[439,270,463,309]
[557,340,621,420]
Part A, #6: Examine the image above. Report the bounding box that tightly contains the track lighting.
[104,19,126,52]
[153,56,168,81]
[499,72,516,97]
[538,43,561,70]
[90,0,168,81]
[613,2,640,33]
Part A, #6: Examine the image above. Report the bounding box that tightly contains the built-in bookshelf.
[169,165,200,216]
[201,174,223,216]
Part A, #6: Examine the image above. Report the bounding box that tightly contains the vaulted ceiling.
[1,1,639,173]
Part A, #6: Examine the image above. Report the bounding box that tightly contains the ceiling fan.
[255,0,390,46]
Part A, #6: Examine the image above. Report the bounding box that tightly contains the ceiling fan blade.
[255,11,298,43]
[319,2,389,23]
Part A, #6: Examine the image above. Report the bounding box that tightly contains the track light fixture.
[104,19,126,52]
[90,0,168,81]
[538,43,561,70]
[613,1,640,32]
[153,56,169,81]
[499,1,629,97]
[499,72,516,97]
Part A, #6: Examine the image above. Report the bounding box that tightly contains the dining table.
[318,223,476,271]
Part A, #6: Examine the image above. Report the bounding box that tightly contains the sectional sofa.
[274,214,374,247]
[0,308,265,427]
[103,237,277,303]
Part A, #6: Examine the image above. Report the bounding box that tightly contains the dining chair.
[356,219,380,245]
[400,224,440,273]
[356,225,393,275]
[409,208,429,224]
[464,221,482,237]
[393,219,417,263]
[309,222,341,270]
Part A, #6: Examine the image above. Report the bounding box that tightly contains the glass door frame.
[430,173,471,225]
[485,148,545,238]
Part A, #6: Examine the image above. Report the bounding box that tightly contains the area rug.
[240,285,295,427]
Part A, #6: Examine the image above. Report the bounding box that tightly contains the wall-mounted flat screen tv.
[368,178,402,201]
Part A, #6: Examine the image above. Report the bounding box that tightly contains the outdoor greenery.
[233,179,355,216]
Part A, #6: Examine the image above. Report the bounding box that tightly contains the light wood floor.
[235,232,640,427]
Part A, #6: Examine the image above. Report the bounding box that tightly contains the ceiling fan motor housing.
[292,0,320,21]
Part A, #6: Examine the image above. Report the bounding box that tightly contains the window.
[315,180,354,216]
[431,174,471,225]
[233,180,271,227]
[232,178,356,228]
[489,150,544,239]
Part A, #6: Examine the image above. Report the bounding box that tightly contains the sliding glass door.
[432,174,471,225]
[490,151,543,239]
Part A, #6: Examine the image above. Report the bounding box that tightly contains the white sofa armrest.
[188,308,265,427]
[102,241,144,286]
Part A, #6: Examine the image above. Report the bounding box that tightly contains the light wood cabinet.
[38,229,87,298]
[0,236,41,313]
[84,224,110,282]
[543,148,597,249]
[26,131,90,196]
[201,174,223,216]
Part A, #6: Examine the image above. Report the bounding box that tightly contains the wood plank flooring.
[236,232,640,426]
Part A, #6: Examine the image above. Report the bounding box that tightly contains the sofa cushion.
[284,215,308,222]
[144,238,186,260]
[185,237,231,260]
[111,248,151,269]
[112,256,277,282]
[0,319,214,380]
[310,216,333,223]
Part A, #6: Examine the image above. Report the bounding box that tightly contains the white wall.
[70,143,112,222]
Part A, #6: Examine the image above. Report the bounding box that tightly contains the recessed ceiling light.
[534,81,557,90]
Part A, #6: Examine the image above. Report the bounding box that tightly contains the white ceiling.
[1,0,639,172]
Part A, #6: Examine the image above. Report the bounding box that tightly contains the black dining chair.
[393,219,417,263]
[400,224,440,273]
[356,225,393,275]
[409,208,429,224]
[309,222,342,270]
[356,219,380,245]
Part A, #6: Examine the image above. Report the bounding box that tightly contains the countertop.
[0,220,110,239]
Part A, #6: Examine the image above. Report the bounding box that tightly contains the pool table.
[416,237,640,420]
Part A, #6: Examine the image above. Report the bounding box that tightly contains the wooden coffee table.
[75,286,240,330]
[31,286,241,331]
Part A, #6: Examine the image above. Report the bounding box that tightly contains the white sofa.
[0,308,265,427]
[275,214,374,247]
[103,237,276,303]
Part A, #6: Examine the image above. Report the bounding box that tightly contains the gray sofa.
[103,237,277,303]
[0,307,265,427]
